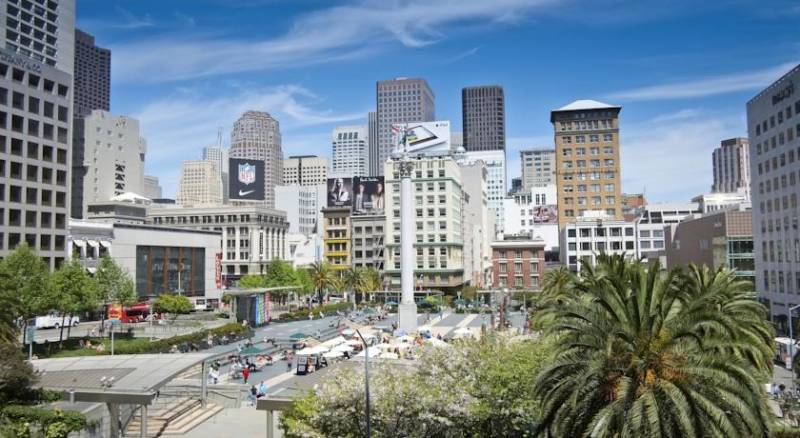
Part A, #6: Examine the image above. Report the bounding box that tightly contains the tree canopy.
[153,294,193,315]
[95,256,137,306]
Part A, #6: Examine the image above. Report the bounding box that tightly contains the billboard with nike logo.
[229,158,265,201]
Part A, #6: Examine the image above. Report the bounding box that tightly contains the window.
[604,134,613,142]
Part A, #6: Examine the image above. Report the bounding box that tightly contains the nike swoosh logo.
[239,190,255,196]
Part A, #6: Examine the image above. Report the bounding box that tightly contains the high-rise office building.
[73,29,110,118]
[463,150,506,233]
[202,145,228,202]
[0,0,75,269]
[230,111,282,207]
[712,137,750,200]
[275,184,326,236]
[746,63,800,316]
[374,77,435,175]
[520,149,556,189]
[367,111,378,175]
[177,160,222,207]
[332,125,367,178]
[551,100,623,229]
[143,175,162,199]
[462,85,505,152]
[71,110,147,218]
[283,155,328,185]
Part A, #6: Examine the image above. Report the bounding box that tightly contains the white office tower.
[143,175,162,199]
[332,125,368,177]
[275,184,326,237]
[520,148,556,189]
[71,111,147,218]
[283,155,328,185]
[746,64,800,313]
[463,150,506,233]
[0,0,75,268]
[230,111,283,207]
[202,145,228,202]
[177,160,222,207]
[711,137,750,201]
[502,185,559,252]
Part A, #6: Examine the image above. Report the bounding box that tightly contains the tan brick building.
[322,206,351,271]
[551,100,623,229]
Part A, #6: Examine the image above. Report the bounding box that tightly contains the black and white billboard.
[229,158,265,201]
[327,177,352,207]
[352,176,385,214]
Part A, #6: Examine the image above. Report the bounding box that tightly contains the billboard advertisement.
[532,205,558,224]
[228,158,265,201]
[327,177,353,207]
[352,176,385,214]
[391,121,451,157]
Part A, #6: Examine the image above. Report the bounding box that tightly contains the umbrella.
[385,301,398,305]
[345,339,362,347]
[341,328,355,336]
[240,346,265,356]
[379,352,399,359]
[323,351,344,359]
[362,308,377,315]
[332,344,354,353]
[290,332,310,340]
[453,327,472,335]
[395,335,415,343]
[424,337,451,348]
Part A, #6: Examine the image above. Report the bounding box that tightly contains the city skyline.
[76,0,800,202]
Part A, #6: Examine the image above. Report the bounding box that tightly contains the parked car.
[35,313,79,329]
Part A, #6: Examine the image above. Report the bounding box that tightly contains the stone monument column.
[397,158,418,332]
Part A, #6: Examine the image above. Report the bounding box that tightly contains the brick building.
[490,235,546,290]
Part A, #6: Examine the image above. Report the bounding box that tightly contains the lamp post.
[789,304,800,387]
[355,329,371,438]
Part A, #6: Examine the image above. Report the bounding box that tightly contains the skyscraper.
[230,111,283,207]
[551,100,623,229]
[177,160,222,207]
[0,0,75,269]
[367,111,378,175]
[332,125,367,177]
[202,145,228,202]
[746,63,800,317]
[143,175,162,200]
[520,149,556,189]
[462,85,505,152]
[374,78,435,175]
[712,137,750,200]
[73,29,110,118]
[71,110,147,218]
[283,155,328,185]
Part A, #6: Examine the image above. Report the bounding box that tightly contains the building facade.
[177,160,222,207]
[501,185,559,252]
[351,214,385,271]
[148,205,288,280]
[331,125,367,178]
[520,148,555,190]
[230,111,283,207]
[664,207,754,287]
[202,145,228,203]
[490,236,546,290]
[71,110,146,218]
[374,77,435,175]
[636,202,699,256]
[561,217,638,271]
[691,191,749,213]
[746,64,800,314]
[283,155,328,186]
[462,85,505,152]
[384,156,465,291]
[1,0,75,72]
[552,100,623,229]
[460,160,493,288]
[712,137,750,200]
[143,175,162,200]
[367,111,378,176]
[322,206,351,271]
[463,149,506,233]
[72,29,109,118]
[274,184,326,236]
[0,47,74,268]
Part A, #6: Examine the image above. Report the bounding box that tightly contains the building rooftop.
[555,99,620,112]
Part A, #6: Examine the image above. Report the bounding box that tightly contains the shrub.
[153,295,193,315]
[278,302,351,321]
[1,406,88,438]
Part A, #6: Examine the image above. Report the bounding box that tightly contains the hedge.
[1,406,89,438]
[278,302,351,321]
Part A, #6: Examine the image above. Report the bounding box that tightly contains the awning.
[100,241,112,248]
[72,239,86,247]
[87,240,99,247]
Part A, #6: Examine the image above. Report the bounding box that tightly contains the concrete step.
[124,402,223,437]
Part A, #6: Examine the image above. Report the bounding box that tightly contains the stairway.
[124,397,224,437]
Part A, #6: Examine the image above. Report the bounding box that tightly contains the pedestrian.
[258,381,268,398]
[287,356,293,372]
[248,385,258,406]
[242,366,250,384]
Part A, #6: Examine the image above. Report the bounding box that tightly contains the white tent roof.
[555,99,618,111]
[320,336,345,349]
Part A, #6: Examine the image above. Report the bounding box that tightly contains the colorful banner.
[108,303,122,322]
[215,253,222,288]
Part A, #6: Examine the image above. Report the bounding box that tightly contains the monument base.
[398,302,418,333]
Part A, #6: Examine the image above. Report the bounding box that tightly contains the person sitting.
[247,359,256,372]
[258,381,268,398]
[95,343,105,352]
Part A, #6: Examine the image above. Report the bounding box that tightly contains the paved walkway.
[188,406,267,438]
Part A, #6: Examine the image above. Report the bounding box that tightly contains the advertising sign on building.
[327,177,353,207]
[352,176,385,214]
[391,121,451,157]
[215,253,222,288]
[532,205,558,224]
[228,158,265,201]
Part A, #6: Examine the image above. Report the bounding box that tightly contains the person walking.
[242,366,250,384]
[248,385,258,406]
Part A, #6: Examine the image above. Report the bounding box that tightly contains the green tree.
[152,294,193,320]
[357,267,382,304]
[50,260,99,345]
[238,274,267,289]
[0,244,53,344]
[535,255,774,438]
[308,261,335,306]
[95,256,137,306]
[342,268,361,303]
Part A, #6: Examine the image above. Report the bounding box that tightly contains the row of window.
[562,159,616,169]
[0,87,68,121]
[0,231,64,252]
[763,269,800,294]
[498,262,540,274]
[559,119,615,131]
[760,216,799,235]
[568,241,636,251]
[761,238,800,265]
[564,183,615,193]
[562,146,614,157]
[562,171,616,181]
[754,100,800,137]
[0,206,64,227]
[0,63,68,96]
[495,249,541,259]
[151,214,285,225]
[567,227,635,238]
[563,196,617,206]
[564,208,618,217]
[561,134,614,144]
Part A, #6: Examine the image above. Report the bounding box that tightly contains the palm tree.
[535,254,773,438]
[343,268,362,304]
[359,267,382,304]
[308,261,335,306]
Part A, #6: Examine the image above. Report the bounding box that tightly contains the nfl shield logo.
[238,163,256,185]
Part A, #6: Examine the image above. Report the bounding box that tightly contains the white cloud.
[607,62,798,101]
[620,109,745,201]
[111,0,558,82]
[79,6,154,31]
[136,85,365,196]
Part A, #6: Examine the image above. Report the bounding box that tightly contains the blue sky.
[76,0,800,202]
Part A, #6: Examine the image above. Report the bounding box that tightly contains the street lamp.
[355,329,371,438]
[789,304,800,383]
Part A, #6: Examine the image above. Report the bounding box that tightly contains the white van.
[35,313,79,329]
